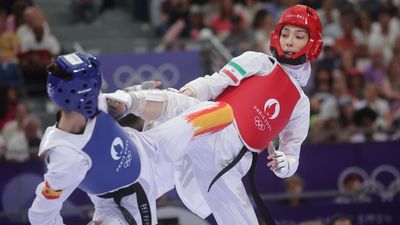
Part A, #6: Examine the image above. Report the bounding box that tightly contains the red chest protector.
[216,64,301,152]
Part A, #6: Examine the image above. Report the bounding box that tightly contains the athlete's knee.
[184,101,234,138]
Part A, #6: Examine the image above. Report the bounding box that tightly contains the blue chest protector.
[78,112,141,195]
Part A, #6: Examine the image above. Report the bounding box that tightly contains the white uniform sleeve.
[97,92,109,113]
[277,94,310,178]
[182,51,275,101]
[28,147,90,225]
[161,91,201,120]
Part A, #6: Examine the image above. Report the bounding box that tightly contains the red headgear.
[270,5,323,65]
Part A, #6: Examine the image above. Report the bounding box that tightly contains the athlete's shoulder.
[236,51,270,61]
[39,126,89,156]
[229,51,273,70]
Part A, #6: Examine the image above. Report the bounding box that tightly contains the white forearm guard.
[103,89,166,119]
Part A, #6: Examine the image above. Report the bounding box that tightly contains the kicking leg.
[103,89,201,121]
[143,100,234,161]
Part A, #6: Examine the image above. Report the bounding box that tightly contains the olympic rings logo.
[338,165,400,202]
[112,63,180,89]
[254,116,266,131]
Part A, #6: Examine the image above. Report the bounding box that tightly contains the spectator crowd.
[155,0,400,144]
[1,0,59,162]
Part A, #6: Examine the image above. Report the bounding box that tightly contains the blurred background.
[0,0,399,225]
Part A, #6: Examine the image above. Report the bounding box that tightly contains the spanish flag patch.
[42,181,62,199]
[185,102,234,137]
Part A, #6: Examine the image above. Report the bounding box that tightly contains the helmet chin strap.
[271,48,307,65]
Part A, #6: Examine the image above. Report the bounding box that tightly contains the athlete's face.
[279,25,309,58]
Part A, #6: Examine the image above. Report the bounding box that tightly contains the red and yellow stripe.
[185,102,234,137]
[42,181,63,199]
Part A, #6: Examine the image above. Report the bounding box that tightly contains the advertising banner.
[97,51,204,92]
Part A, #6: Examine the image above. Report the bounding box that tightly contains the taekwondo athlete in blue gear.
[47,52,141,195]
[28,52,235,225]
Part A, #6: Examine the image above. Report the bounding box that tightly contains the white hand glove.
[103,90,133,109]
[103,90,135,119]
[272,150,290,178]
[267,143,290,178]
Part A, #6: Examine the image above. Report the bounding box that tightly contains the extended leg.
[144,100,234,161]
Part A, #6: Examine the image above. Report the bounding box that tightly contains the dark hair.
[253,9,269,29]
[0,8,6,17]
[0,86,9,118]
[353,107,377,126]
[230,14,242,24]
[56,110,62,122]
[47,62,73,80]
[329,214,353,225]
[12,0,33,27]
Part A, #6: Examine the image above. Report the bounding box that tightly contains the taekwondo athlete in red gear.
[181,4,323,174]
[103,5,323,225]
[175,5,324,225]
[28,52,234,225]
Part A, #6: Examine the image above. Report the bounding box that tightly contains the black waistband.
[98,182,152,225]
[98,182,138,199]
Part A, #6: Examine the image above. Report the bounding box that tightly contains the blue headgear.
[47,52,102,118]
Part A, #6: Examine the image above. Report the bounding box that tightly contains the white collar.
[282,62,311,87]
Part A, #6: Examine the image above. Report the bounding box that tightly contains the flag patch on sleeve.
[42,181,63,199]
[221,61,247,83]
